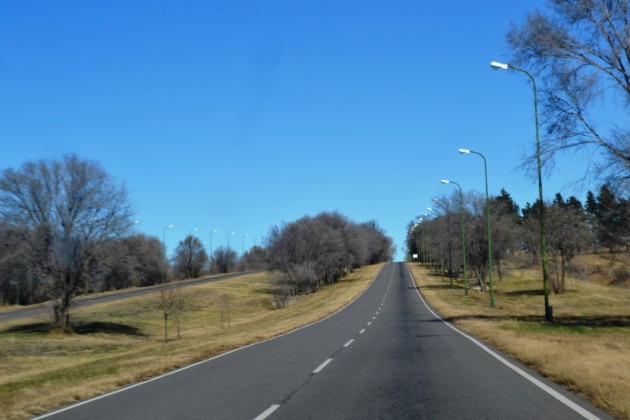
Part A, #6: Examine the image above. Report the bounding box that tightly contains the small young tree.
[156,285,177,343]
[219,293,231,328]
[174,289,186,339]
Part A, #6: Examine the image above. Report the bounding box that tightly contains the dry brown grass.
[0,265,383,420]
[408,260,630,420]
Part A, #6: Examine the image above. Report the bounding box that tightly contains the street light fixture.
[163,224,174,283]
[441,179,469,295]
[490,60,552,321]
[459,148,496,308]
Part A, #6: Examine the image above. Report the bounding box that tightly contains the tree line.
[407,184,630,294]
[266,212,394,297]
[0,154,394,329]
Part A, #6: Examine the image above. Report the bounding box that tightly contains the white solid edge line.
[254,404,281,420]
[404,264,600,420]
[313,358,333,374]
[34,265,390,420]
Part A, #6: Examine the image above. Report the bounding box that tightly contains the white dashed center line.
[254,404,280,420]
[313,358,333,374]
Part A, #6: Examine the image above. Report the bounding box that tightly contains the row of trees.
[266,212,395,295]
[407,184,629,294]
[0,155,395,328]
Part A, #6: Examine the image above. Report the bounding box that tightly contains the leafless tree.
[98,234,166,290]
[174,288,186,339]
[267,212,394,295]
[238,245,268,271]
[212,246,238,273]
[172,235,209,279]
[156,285,177,343]
[507,0,630,191]
[0,154,133,329]
[219,293,231,328]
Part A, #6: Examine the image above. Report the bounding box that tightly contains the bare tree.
[267,212,394,296]
[0,154,133,329]
[156,285,177,343]
[172,235,209,279]
[219,293,231,329]
[98,234,166,290]
[212,246,238,274]
[507,0,630,191]
[174,288,186,339]
[238,245,268,271]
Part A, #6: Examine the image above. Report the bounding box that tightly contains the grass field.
[407,259,630,420]
[0,265,383,420]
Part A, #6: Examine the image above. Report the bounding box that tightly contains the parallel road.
[37,263,611,419]
[0,271,253,324]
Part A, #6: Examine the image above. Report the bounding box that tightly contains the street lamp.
[242,233,249,256]
[490,60,552,321]
[209,229,218,257]
[190,227,199,236]
[227,232,236,251]
[163,224,174,283]
[433,197,454,288]
[459,148,496,308]
[441,179,469,295]
[422,213,430,264]
[255,235,263,246]
[427,207,444,281]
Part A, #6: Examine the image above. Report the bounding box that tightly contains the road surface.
[36,263,611,419]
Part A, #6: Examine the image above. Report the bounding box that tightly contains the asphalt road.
[36,263,612,419]
[0,271,252,324]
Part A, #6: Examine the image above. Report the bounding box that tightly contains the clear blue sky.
[1,1,590,261]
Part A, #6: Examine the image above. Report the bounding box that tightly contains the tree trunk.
[163,313,168,343]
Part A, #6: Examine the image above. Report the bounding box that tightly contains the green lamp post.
[490,61,552,321]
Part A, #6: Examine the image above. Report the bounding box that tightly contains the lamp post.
[209,229,218,257]
[242,233,249,256]
[490,60,552,321]
[190,227,199,237]
[227,232,236,251]
[163,224,174,283]
[422,213,430,265]
[427,207,444,281]
[417,217,425,264]
[459,148,496,308]
[255,235,263,246]
[441,180,469,296]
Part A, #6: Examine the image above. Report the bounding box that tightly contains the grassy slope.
[408,260,630,420]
